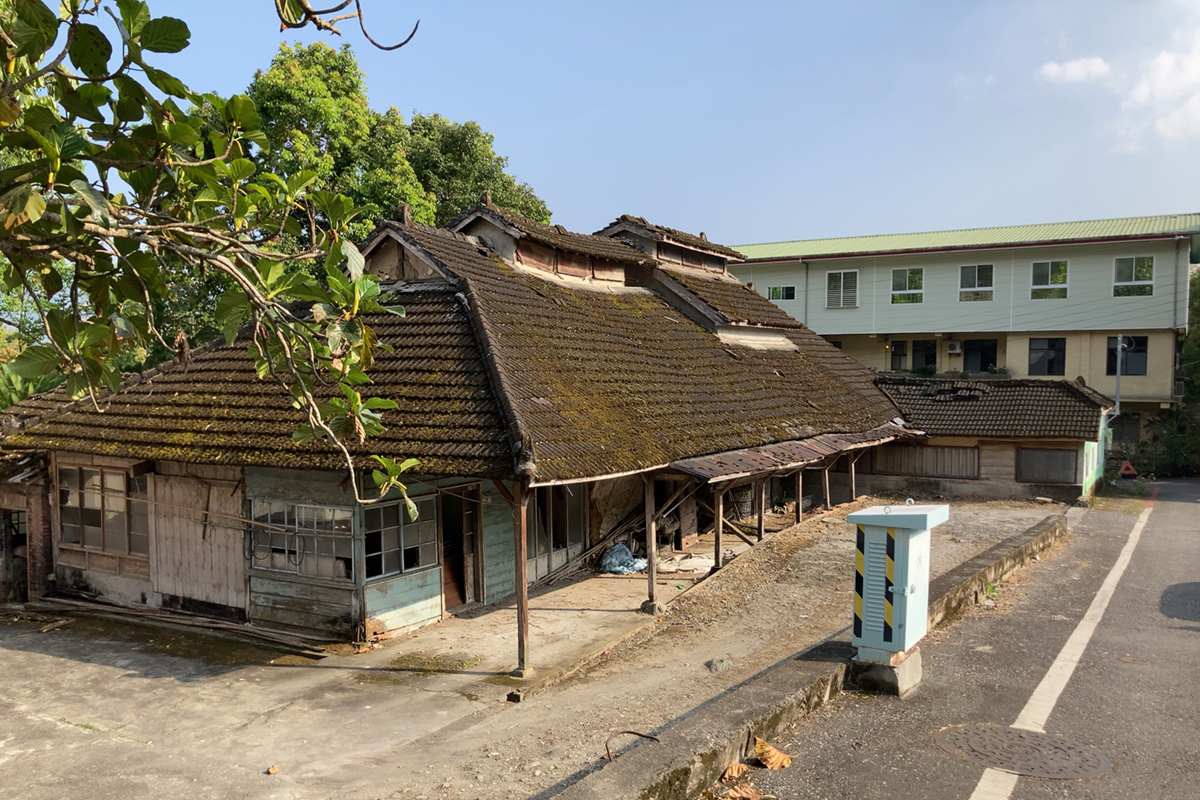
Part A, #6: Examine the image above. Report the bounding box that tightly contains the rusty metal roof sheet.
[670,423,910,483]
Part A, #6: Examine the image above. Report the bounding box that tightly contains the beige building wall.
[832,329,1177,403]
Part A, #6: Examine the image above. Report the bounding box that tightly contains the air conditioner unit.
[946,342,963,355]
[1174,380,1185,397]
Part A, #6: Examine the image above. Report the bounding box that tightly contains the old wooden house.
[2,202,906,664]
[863,376,1113,502]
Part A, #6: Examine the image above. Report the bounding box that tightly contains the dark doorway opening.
[441,485,480,611]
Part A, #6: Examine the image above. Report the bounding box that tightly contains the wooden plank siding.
[152,471,246,612]
[874,444,980,479]
[248,573,357,637]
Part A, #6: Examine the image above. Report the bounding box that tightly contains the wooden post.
[794,470,804,524]
[756,480,766,542]
[513,482,530,677]
[822,462,832,511]
[713,484,723,571]
[644,477,657,605]
[849,453,858,500]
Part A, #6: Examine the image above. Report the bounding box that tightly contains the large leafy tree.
[247,42,435,241]
[408,112,551,226]
[0,0,418,500]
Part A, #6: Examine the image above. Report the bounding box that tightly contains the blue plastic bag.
[598,542,648,575]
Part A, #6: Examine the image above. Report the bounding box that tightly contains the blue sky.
[165,1,1200,246]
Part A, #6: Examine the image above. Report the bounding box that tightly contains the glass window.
[890,340,908,371]
[1031,260,1068,299]
[959,264,994,301]
[768,286,796,301]
[825,271,858,308]
[1113,256,1153,297]
[891,268,923,304]
[1028,338,1066,376]
[250,499,356,581]
[1106,336,1148,376]
[57,466,147,556]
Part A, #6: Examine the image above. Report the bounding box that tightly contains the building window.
[825,270,858,308]
[363,495,438,579]
[959,264,994,301]
[963,339,998,373]
[1028,337,1066,376]
[250,501,355,581]
[890,340,908,370]
[1114,256,1153,297]
[1031,260,1068,299]
[1017,448,1078,484]
[58,467,149,556]
[912,339,938,373]
[768,285,796,301]
[891,268,923,304]
[1106,336,1148,376]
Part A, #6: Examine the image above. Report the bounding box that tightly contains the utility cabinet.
[846,504,948,664]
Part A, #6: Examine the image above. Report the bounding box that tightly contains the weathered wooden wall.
[363,566,443,638]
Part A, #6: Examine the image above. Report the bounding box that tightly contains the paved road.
[753,482,1198,800]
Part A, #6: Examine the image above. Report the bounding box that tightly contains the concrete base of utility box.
[848,647,923,697]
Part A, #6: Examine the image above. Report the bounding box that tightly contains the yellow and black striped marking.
[854,525,864,638]
[884,527,895,643]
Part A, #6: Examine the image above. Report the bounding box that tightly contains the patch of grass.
[389,651,483,674]
[59,718,101,732]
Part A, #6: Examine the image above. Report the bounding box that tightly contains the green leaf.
[138,16,190,53]
[12,0,59,57]
[285,169,319,196]
[143,67,190,98]
[8,345,61,378]
[225,95,261,131]
[215,288,250,344]
[59,90,104,123]
[278,0,305,24]
[69,179,113,227]
[362,397,398,411]
[227,158,255,182]
[116,0,151,37]
[22,105,59,132]
[167,122,199,147]
[68,24,113,79]
[342,240,365,280]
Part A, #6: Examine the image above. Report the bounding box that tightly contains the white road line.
[968,501,1155,800]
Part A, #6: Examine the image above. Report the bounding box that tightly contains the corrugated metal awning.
[669,424,913,484]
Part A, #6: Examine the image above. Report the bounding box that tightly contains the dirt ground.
[0,496,1057,800]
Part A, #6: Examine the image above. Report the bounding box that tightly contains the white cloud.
[1039,56,1111,82]
[1122,28,1200,141]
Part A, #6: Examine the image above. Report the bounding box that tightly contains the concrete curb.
[552,513,1071,800]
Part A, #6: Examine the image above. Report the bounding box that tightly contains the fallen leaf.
[1121,657,1149,665]
[722,762,750,782]
[266,765,279,775]
[727,785,770,800]
[754,737,792,770]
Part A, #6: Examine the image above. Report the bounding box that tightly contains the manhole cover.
[934,724,1112,779]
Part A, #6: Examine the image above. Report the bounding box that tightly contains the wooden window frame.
[57,465,150,559]
[249,499,357,582]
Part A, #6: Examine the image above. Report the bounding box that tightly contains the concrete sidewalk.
[0,498,1058,800]
[552,510,1076,800]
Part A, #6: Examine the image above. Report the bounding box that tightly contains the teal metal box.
[847,504,949,664]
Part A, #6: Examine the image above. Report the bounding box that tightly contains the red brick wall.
[25,485,52,599]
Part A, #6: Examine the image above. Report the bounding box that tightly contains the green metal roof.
[735,213,1200,261]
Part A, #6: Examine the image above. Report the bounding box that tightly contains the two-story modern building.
[730,214,1200,440]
